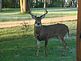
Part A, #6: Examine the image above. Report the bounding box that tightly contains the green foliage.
[32,1,44,8]
[2,0,19,8]
[2,0,77,8]
[48,0,64,7]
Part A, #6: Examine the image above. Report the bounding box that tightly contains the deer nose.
[37,23,40,25]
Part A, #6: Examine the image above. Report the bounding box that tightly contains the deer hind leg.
[36,40,40,56]
[59,36,67,51]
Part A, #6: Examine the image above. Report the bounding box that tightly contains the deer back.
[45,24,69,38]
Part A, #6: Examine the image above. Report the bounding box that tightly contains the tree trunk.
[26,0,30,12]
[23,0,26,12]
[0,0,2,11]
[44,0,46,8]
[20,0,30,13]
[77,0,81,61]
[36,0,38,6]
[20,0,23,13]
[63,0,67,7]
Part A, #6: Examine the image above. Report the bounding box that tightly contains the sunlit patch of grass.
[0,8,77,22]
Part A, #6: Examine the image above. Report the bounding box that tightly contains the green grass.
[0,8,77,22]
[0,21,76,61]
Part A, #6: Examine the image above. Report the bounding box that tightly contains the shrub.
[2,0,19,8]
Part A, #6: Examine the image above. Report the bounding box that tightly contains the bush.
[32,1,44,8]
[48,0,64,7]
[2,0,19,8]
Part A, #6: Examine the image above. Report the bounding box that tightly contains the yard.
[0,8,77,61]
[0,8,77,22]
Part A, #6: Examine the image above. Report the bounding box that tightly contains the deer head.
[29,9,48,27]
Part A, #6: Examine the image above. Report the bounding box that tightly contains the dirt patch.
[0,16,77,28]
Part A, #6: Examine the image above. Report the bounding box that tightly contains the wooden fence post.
[77,0,81,61]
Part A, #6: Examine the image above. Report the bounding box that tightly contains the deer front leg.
[45,40,48,56]
[36,40,40,56]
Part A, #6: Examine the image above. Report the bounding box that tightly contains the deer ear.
[40,14,46,19]
[31,15,36,19]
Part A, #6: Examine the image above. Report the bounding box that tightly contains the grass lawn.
[0,21,76,61]
[0,8,77,22]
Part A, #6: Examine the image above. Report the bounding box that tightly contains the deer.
[29,9,69,56]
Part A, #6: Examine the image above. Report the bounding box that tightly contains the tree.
[36,0,38,6]
[44,0,46,8]
[77,0,81,61]
[20,0,30,13]
[71,0,77,7]
[63,0,68,7]
[0,0,2,11]
[26,0,30,11]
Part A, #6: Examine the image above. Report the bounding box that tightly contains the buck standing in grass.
[29,9,69,56]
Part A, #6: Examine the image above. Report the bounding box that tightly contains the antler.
[28,10,36,19]
[29,9,48,19]
[40,9,48,19]
[45,9,48,14]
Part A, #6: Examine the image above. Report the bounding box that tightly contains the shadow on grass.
[0,45,76,61]
[0,34,76,61]
[1,8,19,13]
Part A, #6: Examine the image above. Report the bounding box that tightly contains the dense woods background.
[0,0,77,13]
